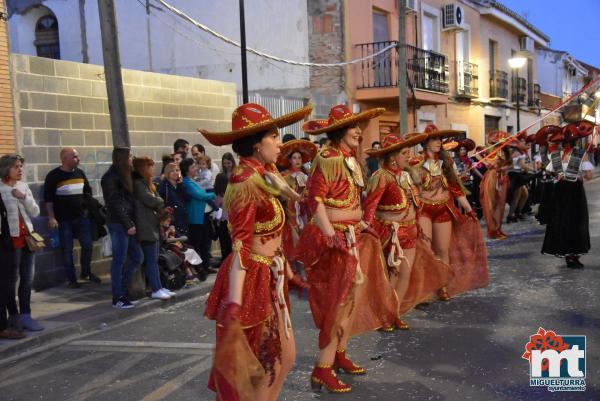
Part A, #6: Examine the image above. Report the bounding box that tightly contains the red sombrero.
[529,125,561,145]
[199,102,313,146]
[488,130,527,151]
[302,104,385,135]
[563,120,595,140]
[276,139,318,168]
[459,138,476,151]
[442,139,460,151]
[416,123,463,140]
[365,133,428,158]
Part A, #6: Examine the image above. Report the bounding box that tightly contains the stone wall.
[10,54,236,289]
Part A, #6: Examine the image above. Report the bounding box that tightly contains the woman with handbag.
[0,154,43,332]
[132,156,175,300]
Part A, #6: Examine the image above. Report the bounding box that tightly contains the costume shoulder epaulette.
[318,147,343,160]
[229,164,258,184]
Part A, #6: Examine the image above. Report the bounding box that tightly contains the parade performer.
[276,139,318,292]
[542,121,595,268]
[415,125,488,299]
[528,125,561,225]
[201,102,313,401]
[506,139,534,223]
[479,131,513,239]
[298,104,397,393]
[363,133,452,330]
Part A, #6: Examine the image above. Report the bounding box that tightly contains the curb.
[0,279,214,361]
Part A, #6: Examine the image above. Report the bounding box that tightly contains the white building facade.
[537,48,588,99]
[7,0,310,93]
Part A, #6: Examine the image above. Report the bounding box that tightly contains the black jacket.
[157,179,189,235]
[101,166,135,230]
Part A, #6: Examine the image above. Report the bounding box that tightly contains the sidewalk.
[0,274,216,361]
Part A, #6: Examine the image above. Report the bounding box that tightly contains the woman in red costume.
[276,139,318,292]
[480,131,513,239]
[415,124,488,300]
[363,133,452,330]
[200,102,313,401]
[298,104,397,393]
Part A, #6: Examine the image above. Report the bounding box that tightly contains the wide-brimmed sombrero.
[302,104,385,135]
[417,123,463,140]
[562,120,595,141]
[365,133,427,158]
[458,138,476,151]
[199,102,313,146]
[442,139,460,151]
[488,130,528,151]
[276,139,318,168]
[528,125,561,145]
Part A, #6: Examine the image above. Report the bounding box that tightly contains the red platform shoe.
[438,286,451,302]
[311,364,352,393]
[395,318,410,330]
[334,350,366,375]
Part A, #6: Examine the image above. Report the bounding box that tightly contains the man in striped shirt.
[44,148,97,288]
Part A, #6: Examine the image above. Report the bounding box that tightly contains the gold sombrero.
[277,139,318,168]
[365,133,427,158]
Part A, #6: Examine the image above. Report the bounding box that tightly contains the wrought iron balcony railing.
[528,83,541,108]
[511,76,526,103]
[489,70,508,99]
[356,41,449,94]
[456,61,479,97]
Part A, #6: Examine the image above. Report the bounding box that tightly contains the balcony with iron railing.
[356,41,449,94]
[489,70,508,100]
[455,61,479,98]
[511,76,526,103]
[528,83,541,108]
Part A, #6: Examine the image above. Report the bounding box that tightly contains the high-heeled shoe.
[438,286,451,302]
[311,364,352,393]
[334,350,366,375]
[395,318,410,330]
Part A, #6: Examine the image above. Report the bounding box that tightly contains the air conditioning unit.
[405,0,418,13]
[519,36,534,54]
[442,4,465,30]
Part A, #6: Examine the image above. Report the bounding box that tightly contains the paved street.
[1,177,599,401]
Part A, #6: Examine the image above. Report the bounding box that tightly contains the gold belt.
[249,253,274,266]
[420,197,449,205]
[377,218,416,227]
[331,222,361,233]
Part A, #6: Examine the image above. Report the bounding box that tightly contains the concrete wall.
[11,53,236,289]
[9,0,310,93]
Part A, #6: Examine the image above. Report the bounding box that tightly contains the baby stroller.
[158,247,186,291]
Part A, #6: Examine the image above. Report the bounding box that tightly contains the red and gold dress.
[416,156,489,297]
[205,157,292,400]
[480,151,510,238]
[296,146,397,349]
[280,167,308,261]
[363,167,452,314]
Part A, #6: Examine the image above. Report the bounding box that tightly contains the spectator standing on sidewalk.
[180,158,216,277]
[191,144,220,185]
[44,148,98,288]
[0,155,43,332]
[157,162,189,236]
[132,157,174,300]
[174,139,190,157]
[101,148,144,309]
[0,194,24,339]
[213,152,236,260]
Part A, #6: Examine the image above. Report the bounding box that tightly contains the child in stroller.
[159,208,207,285]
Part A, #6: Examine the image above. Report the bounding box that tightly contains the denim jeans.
[140,241,163,292]
[107,223,144,303]
[58,217,93,283]
[8,247,34,315]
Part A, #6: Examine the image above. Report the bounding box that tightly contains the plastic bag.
[101,230,112,257]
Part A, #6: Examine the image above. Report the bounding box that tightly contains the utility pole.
[239,0,249,103]
[398,0,408,136]
[97,0,130,148]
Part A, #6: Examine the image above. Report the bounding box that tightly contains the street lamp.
[508,56,527,132]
